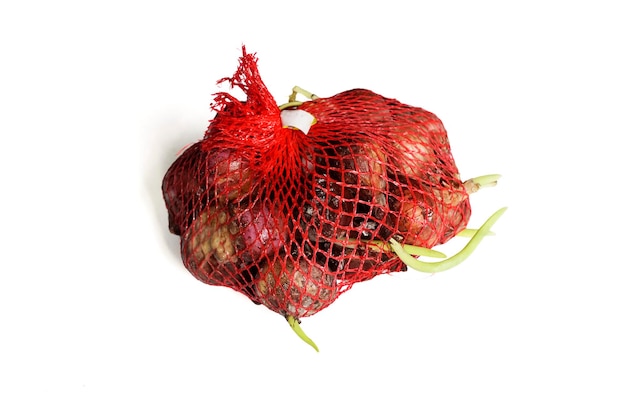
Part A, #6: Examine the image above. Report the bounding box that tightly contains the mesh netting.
[162,49,471,319]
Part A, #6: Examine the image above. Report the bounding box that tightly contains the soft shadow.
[142,113,205,261]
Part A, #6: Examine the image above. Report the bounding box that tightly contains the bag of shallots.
[162,47,504,350]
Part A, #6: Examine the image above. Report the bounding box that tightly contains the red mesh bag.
[162,48,504,349]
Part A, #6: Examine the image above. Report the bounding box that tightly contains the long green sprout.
[389,207,507,273]
[287,315,319,352]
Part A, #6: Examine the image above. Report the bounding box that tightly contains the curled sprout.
[278,86,319,110]
[389,207,507,274]
[278,101,303,110]
[287,315,319,352]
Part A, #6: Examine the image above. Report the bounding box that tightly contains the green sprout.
[287,315,319,352]
[389,207,507,273]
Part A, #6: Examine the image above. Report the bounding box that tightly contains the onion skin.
[162,141,205,236]
[255,257,337,318]
[181,207,242,289]
[206,148,251,203]
[234,203,287,264]
[162,142,251,236]
[388,176,470,248]
[179,200,289,300]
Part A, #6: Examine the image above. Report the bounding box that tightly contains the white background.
[1,1,624,416]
